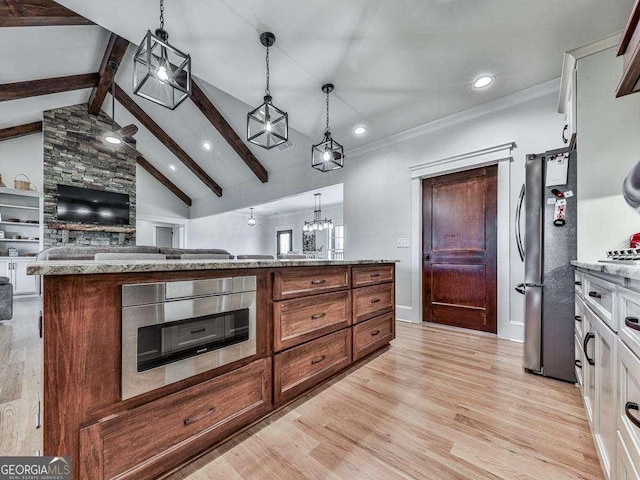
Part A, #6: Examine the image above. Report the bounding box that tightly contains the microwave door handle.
[515,184,525,262]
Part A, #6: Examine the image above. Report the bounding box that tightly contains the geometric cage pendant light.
[312,83,344,172]
[247,32,289,149]
[132,0,192,110]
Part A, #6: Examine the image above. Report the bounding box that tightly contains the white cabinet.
[0,258,38,295]
[594,311,618,479]
[617,432,640,480]
[584,306,596,425]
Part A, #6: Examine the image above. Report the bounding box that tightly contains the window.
[276,230,293,256]
[329,225,344,260]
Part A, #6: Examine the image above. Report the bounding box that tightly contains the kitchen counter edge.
[571,260,640,281]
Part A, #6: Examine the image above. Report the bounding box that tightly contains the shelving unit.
[0,187,43,296]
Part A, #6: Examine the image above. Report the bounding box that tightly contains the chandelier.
[132,0,192,110]
[303,193,332,232]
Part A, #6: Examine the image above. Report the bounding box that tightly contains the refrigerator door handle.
[515,184,525,262]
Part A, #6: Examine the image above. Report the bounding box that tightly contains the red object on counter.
[631,233,640,248]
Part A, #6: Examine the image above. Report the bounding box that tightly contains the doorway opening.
[276,229,293,256]
[422,165,498,333]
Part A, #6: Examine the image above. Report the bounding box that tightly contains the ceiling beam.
[136,155,192,207]
[0,0,93,27]
[190,80,269,184]
[0,121,42,142]
[114,83,223,197]
[88,33,129,115]
[0,73,99,102]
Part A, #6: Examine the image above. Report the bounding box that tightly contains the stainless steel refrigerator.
[515,146,577,383]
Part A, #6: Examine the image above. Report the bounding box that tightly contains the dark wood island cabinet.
[27,259,396,480]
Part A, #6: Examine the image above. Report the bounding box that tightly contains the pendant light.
[303,194,332,232]
[133,0,191,110]
[312,83,344,172]
[247,208,256,227]
[247,32,288,149]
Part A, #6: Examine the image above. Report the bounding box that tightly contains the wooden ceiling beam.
[88,33,129,115]
[0,121,42,142]
[136,155,192,207]
[114,83,223,197]
[0,73,99,102]
[190,80,269,184]
[0,0,93,27]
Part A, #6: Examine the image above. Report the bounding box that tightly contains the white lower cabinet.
[584,306,597,425]
[0,258,38,295]
[617,431,640,480]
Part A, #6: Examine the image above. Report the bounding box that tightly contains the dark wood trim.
[618,0,640,56]
[47,223,136,233]
[0,0,93,27]
[190,80,268,184]
[114,84,223,197]
[88,33,129,115]
[0,73,99,102]
[136,155,192,206]
[0,121,42,142]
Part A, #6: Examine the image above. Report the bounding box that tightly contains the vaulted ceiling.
[0,0,635,202]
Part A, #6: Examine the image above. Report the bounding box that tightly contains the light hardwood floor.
[0,300,601,479]
[169,322,603,480]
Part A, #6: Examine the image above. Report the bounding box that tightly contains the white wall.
[186,211,269,256]
[0,133,43,192]
[576,48,640,260]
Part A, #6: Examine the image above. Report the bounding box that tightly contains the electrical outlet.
[397,238,410,248]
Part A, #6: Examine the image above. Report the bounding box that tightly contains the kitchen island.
[28,259,397,480]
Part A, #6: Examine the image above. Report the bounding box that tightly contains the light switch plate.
[397,237,410,248]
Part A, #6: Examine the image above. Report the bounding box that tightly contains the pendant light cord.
[325,90,330,133]
[159,0,165,29]
[265,46,270,96]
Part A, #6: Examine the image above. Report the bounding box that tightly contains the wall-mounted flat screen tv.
[56,184,130,226]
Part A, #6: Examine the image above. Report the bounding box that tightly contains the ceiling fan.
[65,60,139,154]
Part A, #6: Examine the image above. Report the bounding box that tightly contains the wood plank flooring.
[169,322,602,480]
[0,297,42,457]
[0,299,601,479]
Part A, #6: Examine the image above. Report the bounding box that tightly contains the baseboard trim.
[396,304,417,323]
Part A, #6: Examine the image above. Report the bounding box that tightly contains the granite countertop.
[27,258,400,276]
[571,260,640,281]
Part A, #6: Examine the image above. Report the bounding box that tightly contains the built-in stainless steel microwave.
[121,276,257,399]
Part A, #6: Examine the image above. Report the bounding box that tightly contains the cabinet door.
[12,260,37,295]
[584,307,596,425]
[594,312,618,480]
[0,260,10,280]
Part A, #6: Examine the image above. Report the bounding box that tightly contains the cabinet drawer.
[575,333,584,388]
[584,274,617,332]
[274,328,351,405]
[352,264,394,288]
[274,290,351,352]
[80,359,271,480]
[575,295,585,341]
[352,282,394,324]
[353,312,394,362]
[619,286,640,362]
[617,431,640,480]
[617,339,640,471]
[575,270,584,298]
[273,267,350,300]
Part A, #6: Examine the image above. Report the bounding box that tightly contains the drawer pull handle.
[370,298,381,304]
[574,315,582,323]
[625,402,640,430]
[371,330,381,337]
[311,313,326,320]
[588,291,602,299]
[574,359,582,369]
[583,333,595,366]
[625,317,640,332]
[183,406,217,426]
[190,328,206,334]
[370,273,381,278]
[311,279,327,285]
[575,281,582,286]
[311,355,326,365]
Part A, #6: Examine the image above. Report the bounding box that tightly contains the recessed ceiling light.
[202,141,212,151]
[353,126,366,136]
[473,75,494,89]
[169,164,177,171]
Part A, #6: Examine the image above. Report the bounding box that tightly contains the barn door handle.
[625,402,640,429]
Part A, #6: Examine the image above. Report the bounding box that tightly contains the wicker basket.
[14,174,35,191]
